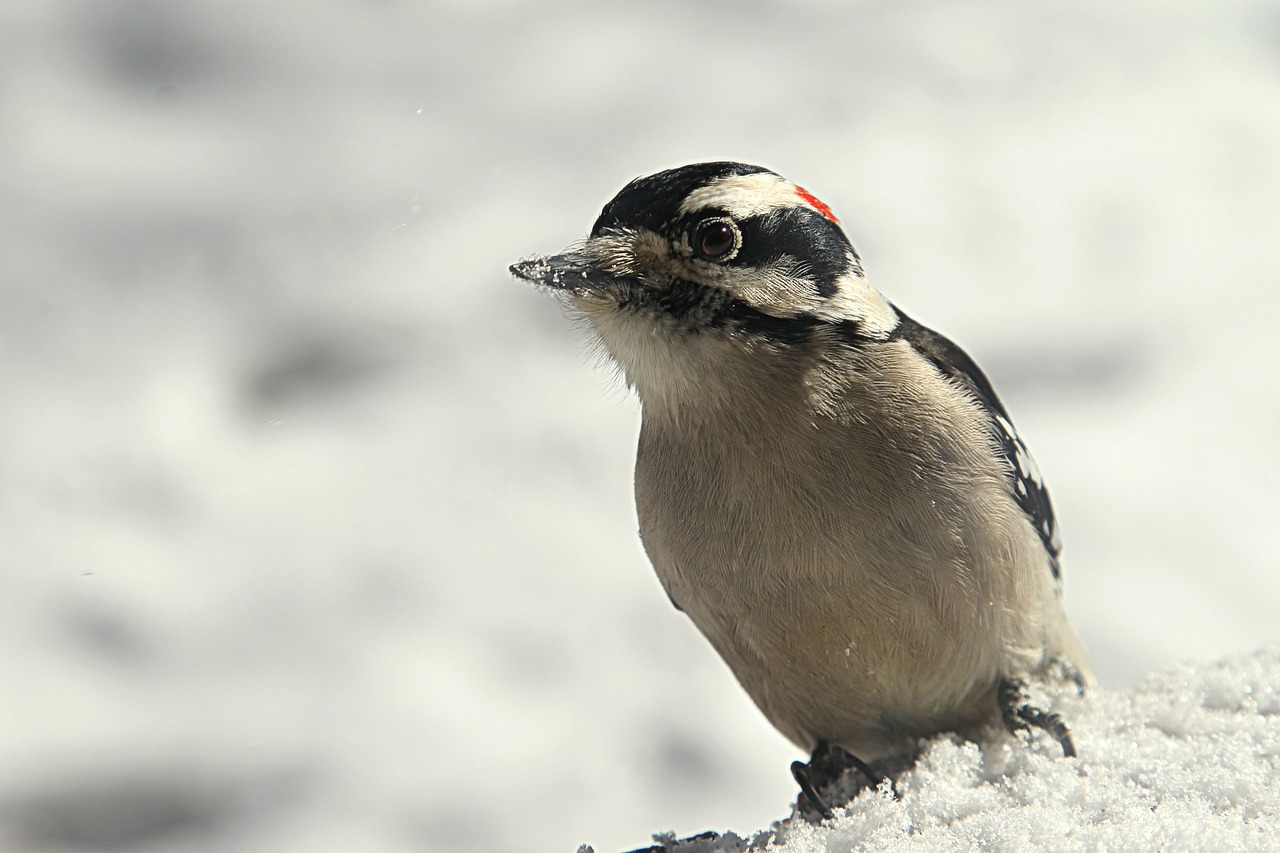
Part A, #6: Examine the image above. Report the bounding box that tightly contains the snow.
[599,648,1280,852]
[2,1,1280,852]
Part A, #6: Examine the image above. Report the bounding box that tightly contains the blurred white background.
[2,1,1279,851]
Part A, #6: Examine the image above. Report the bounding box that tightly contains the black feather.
[591,162,773,237]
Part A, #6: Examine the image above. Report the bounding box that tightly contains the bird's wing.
[888,307,1063,578]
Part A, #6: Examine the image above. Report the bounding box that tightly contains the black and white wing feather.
[890,308,1063,578]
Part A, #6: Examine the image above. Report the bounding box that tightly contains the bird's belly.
[634,404,1061,756]
[636,472,1040,756]
[675,555,1004,756]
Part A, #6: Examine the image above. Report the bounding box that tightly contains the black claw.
[792,740,890,820]
[791,759,834,819]
[1048,655,1090,695]
[998,676,1078,758]
[1016,704,1077,757]
[622,830,724,853]
[826,743,896,797]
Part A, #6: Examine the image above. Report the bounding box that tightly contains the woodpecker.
[510,162,1091,818]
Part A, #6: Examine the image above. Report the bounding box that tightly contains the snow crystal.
[602,648,1280,852]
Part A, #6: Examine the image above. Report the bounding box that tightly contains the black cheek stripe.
[732,208,853,298]
[625,278,870,349]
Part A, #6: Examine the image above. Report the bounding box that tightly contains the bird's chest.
[637,418,940,664]
[634,410,961,601]
[635,404,1020,673]
[635,418,997,740]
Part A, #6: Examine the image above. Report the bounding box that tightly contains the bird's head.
[511,162,898,405]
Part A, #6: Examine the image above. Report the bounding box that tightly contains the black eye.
[694,218,740,261]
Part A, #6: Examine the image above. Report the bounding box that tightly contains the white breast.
[621,328,1075,756]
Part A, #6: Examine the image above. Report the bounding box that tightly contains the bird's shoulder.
[884,307,1063,577]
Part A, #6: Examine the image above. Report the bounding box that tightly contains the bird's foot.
[998,676,1077,757]
[791,740,895,820]
[1044,655,1090,694]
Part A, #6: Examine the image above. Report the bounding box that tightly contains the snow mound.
[606,647,1280,852]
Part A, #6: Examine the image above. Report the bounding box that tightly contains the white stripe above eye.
[677,172,808,220]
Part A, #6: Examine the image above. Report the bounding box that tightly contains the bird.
[510,161,1092,818]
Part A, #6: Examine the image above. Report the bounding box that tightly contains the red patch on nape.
[793,184,839,223]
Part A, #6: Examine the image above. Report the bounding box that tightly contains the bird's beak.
[509,251,616,297]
